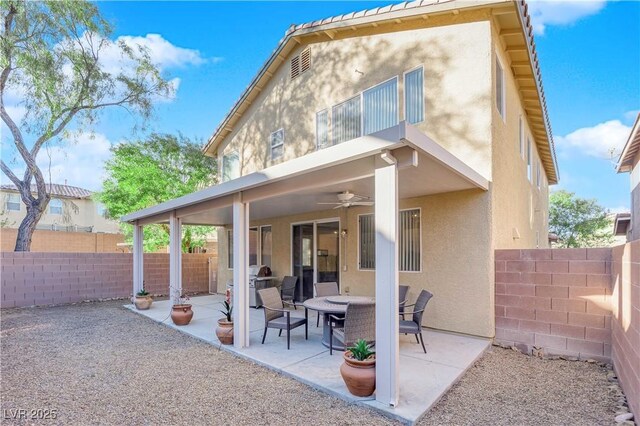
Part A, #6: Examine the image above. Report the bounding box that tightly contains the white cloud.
[31,132,114,191]
[528,0,606,35]
[99,33,207,75]
[624,110,639,122]
[556,119,631,159]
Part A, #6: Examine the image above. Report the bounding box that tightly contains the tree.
[98,133,217,252]
[549,190,613,248]
[0,1,172,251]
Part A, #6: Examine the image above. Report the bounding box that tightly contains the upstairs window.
[222,152,240,182]
[5,193,20,211]
[527,138,532,182]
[96,202,107,217]
[405,67,424,124]
[363,78,398,135]
[49,198,63,215]
[496,57,506,120]
[316,109,329,149]
[537,160,542,189]
[332,95,361,145]
[519,116,524,158]
[270,129,284,160]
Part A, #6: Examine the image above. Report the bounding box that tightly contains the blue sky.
[2,1,639,212]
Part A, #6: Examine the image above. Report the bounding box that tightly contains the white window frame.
[222,151,240,182]
[357,207,423,273]
[361,76,400,136]
[519,115,525,159]
[270,128,285,161]
[229,225,272,270]
[49,198,63,215]
[316,109,330,150]
[259,225,272,267]
[331,94,362,145]
[403,65,425,125]
[289,217,341,286]
[5,193,20,212]
[527,137,532,182]
[495,54,506,122]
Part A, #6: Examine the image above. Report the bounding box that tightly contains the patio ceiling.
[122,122,488,226]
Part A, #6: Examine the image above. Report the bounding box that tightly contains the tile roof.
[0,183,93,199]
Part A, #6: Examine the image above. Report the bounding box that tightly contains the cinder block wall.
[495,248,612,361]
[495,247,639,420]
[611,242,640,419]
[0,228,125,253]
[0,252,215,308]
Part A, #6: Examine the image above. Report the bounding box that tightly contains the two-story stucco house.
[615,113,640,241]
[1,183,122,252]
[123,0,558,405]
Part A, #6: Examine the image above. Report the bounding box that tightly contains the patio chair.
[399,284,410,320]
[280,276,299,309]
[328,302,375,355]
[314,282,340,326]
[258,287,308,350]
[400,289,433,353]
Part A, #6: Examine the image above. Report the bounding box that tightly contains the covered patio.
[122,121,490,422]
[125,294,489,423]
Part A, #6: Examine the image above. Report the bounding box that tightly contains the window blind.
[363,78,398,135]
[405,68,424,124]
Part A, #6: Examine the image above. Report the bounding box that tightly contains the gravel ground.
[1,301,623,425]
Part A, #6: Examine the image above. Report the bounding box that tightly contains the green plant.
[136,289,149,297]
[218,289,233,322]
[347,339,375,361]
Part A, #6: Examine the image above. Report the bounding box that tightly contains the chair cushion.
[399,320,420,334]
[268,316,306,330]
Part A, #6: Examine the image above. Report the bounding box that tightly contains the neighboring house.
[123,0,557,404]
[1,183,123,252]
[616,113,640,241]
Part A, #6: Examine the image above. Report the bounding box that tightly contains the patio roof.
[122,122,488,226]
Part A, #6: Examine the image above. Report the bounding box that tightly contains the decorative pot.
[216,319,234,345]
[134,295,153,310]
[340,351,376,397]
[171,304,193,326]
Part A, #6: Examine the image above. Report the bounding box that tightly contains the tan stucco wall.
[490,29,550,249]
[0,191,121,234]
[218,189,494,338]
[216,14,493,181]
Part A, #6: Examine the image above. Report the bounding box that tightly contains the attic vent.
[290,48,311,80]
[300,48,311,73]
[290,56,300,79]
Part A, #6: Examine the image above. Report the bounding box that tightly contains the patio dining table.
[303,295,375,351]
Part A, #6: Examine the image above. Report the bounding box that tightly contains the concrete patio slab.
[125,294,489,425]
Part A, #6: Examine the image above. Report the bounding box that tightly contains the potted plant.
[215,289,233,345]
[170,289,193,326]
[340,339,376,397]
[134,288,153,310]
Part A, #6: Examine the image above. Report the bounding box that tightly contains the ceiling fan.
[317,191,374,209]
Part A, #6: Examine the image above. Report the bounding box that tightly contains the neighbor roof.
[202,0,558,183]
[617,113,640,173]
[0,183,93,199]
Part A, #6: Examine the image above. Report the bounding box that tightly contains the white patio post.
[169,211,182,304]
[132,222,144,300]
[375,151,400,407]
[233,193,250,348]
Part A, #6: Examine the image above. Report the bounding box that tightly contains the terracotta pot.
[134,295,153,310]
[171,304,193,326]
[216,319,234,345]
[340,351,376,397]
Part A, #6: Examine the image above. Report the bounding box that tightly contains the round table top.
[325,295,375,305]
[303,296,375,313]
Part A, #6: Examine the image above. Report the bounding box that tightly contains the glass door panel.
[316,221,340,289]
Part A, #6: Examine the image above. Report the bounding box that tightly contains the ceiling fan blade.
[351,201,374,206]
[317,202,341,205]
[332,205,344,209]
